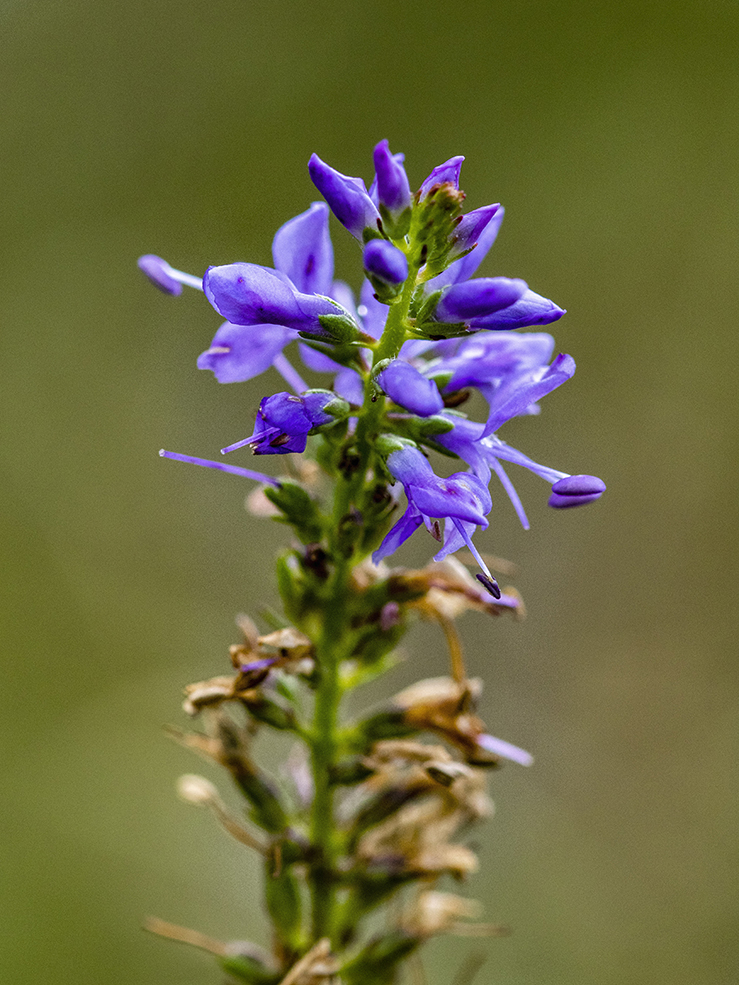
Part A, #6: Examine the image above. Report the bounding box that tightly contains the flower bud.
[373,140,412,214]
[376,360,443,417]
[548,473,606,508]
[373,139,412,237]
[434,277,529,324]
[308,153,381,240]
[363,240,408,302]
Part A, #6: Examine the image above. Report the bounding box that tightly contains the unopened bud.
[177,774,218,806]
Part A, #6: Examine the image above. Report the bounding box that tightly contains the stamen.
[451,517,499,598]
[477,732,533,767]
[489,457,529,530]
[220,428,279,455]
[475,572,501,600]
[159,450,280,486]
[272,352,308,394]
[170,268,205,291]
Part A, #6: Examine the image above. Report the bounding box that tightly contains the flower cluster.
[142,141,604,592]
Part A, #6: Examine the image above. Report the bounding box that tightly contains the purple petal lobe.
[197,322,293,383]
[272,202,334,296]
[419,156,465,198]
[472,289,566,330]
[376,360,443,416]
[204,263,301,327]
[483,352,576,435]
[372,504,424,563]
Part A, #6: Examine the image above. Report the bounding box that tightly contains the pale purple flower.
[373,445,500,596]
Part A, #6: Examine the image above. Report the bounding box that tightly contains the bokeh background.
[2,1,737,983]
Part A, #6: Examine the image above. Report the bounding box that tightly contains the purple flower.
[376,360,443,417]
[419,155,465,198]
[363,240,408,287]
[221,390,349,456]
[373,444,499,595]
[372,139,411,223]
[308,153,380,240]
[197,322,295,385]
[199,203,336,386]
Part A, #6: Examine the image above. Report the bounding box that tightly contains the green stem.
[307,263,419,942]
[308,529,352,942]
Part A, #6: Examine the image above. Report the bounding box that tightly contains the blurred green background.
[2,1,737,982]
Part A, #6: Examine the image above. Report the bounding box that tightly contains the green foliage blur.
[1,1,737,983]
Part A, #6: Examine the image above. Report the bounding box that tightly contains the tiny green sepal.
[379,204,412,241]
[374,433,417,460]
[218,954,281,985]
[316,312,363,344]
[340,930,420,985]
[265,482,324,544]
[264,859,304,952]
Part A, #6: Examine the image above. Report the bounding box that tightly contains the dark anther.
[443,388,471,408]
[476,572,501,599]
